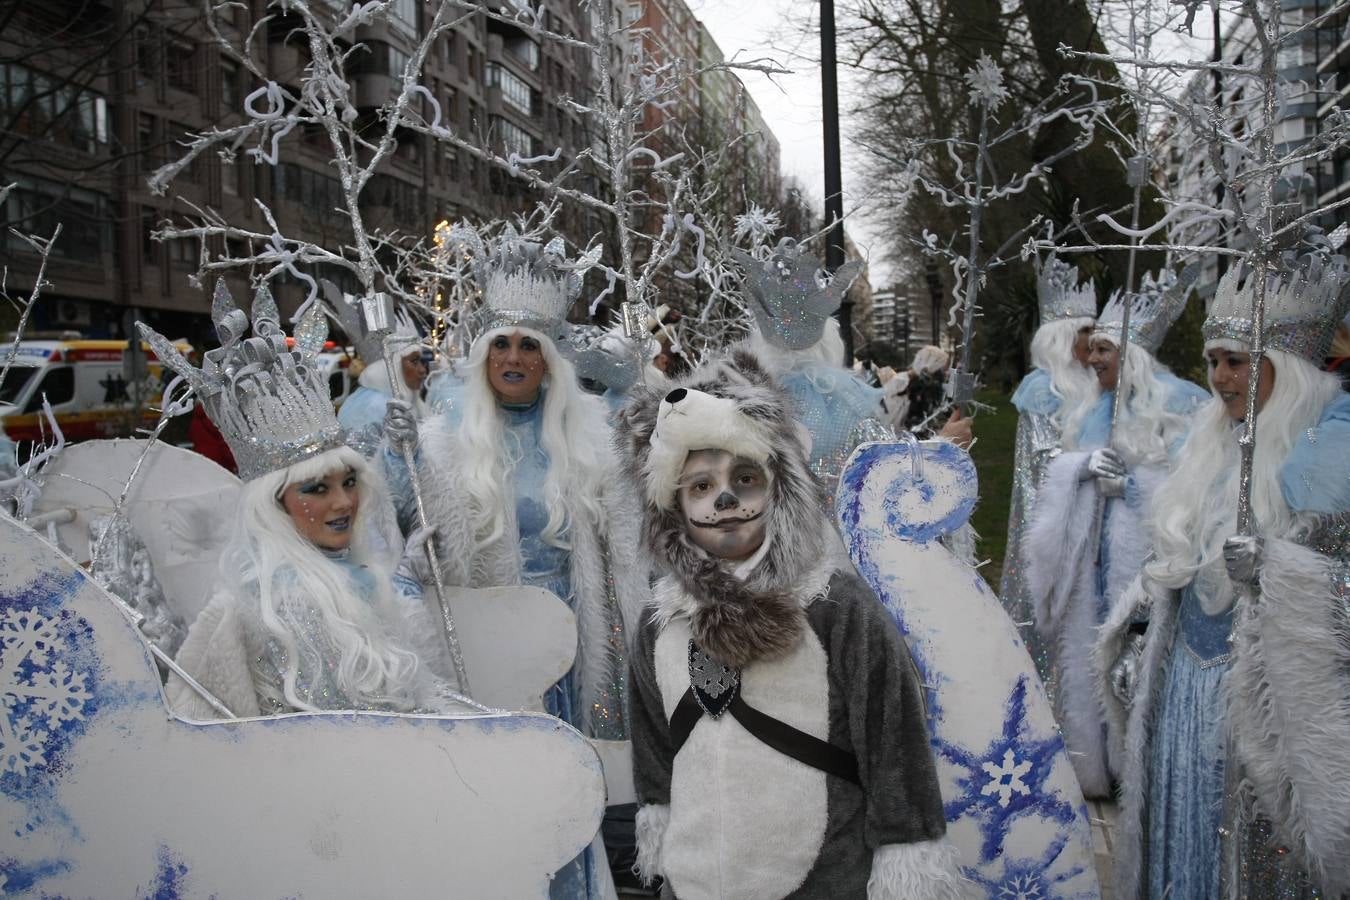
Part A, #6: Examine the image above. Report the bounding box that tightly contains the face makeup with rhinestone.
[279,467,361,551]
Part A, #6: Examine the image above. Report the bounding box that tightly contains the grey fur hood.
[613,346,830,667]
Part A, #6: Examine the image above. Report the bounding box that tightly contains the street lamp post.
[820,0,851,361]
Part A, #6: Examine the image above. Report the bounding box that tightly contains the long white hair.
[1146,345,1343,590]
[456,326,609,550]
[1030,317,1099,429]
[221,445,419,712]
[748,318,849,394]
[1062,339,1188,464]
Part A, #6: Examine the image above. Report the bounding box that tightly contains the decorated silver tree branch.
[874,55,1107,411]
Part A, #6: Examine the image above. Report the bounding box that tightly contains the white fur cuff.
[634,802,670,887]
[867,838,970,900]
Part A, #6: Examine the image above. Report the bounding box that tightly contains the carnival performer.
[614,348,964,900]
[901,345,951,434]
[137,282,462,721]
[1023,268,1207,799]
[324,280,430,457]
[1095,252,1350,899]
[999,256,1100,698]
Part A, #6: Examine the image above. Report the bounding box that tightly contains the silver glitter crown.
[1204,252,1350,362]
[449,222,599,342]
[1037,256,1097,322]
[732,238,863,350]
[137,279,343,482]
[321,280,420,364]
[1094,264,1197,355]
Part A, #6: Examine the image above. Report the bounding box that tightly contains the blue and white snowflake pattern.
[1,605,95,779]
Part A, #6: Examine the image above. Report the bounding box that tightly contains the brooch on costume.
[688,640,740,719]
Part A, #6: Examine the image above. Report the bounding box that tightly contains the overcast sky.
[689,2,1216,287]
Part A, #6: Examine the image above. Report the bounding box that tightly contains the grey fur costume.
[614,348,962,900]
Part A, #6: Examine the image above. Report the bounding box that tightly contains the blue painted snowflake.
[936,676,1077,863]
[965,834,1093,900]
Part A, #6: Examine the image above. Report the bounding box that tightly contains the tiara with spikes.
[732,237,863,351]
[447,222,600,343]
[1037,255,1097,323]
[136,279,343,482]
[320,279,421,364]
[1094,264,1198,355]
[1204,251,1350,362]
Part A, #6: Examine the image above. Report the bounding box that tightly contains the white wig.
[911,345,950,376]
[748,317,849,396]
[456,325,608,551]
[1062,336,1187,465]
[1147,344,1344,592]
[221,444,419,712]
[1030,317,1100,430]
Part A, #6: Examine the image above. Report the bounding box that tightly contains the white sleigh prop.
[26,439,241,624]
[0,516,606,898]
[836,440,1100,899]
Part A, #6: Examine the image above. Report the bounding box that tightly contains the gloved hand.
[1223,535,1264,588]
[1085,447,1126,480]
[395,525,438,587]
[383,398,419,455]
[1110,629,1147,708]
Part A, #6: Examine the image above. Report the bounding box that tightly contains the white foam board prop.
[836,441,1100,899]
[451,584,576,712]
[0,517,605,898]
[28,438,240,623]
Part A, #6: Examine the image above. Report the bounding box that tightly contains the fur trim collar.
[616,348,832,668]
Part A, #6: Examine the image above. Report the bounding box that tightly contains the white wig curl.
[1146,345,1343,591]
[221,444,419,712]
[1030,317,1099,430]
[456,326,608,551]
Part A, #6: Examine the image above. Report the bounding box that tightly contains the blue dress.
[1144,392,1350,897]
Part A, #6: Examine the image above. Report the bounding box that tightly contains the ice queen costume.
[1023,270,1208,798]
[614,348,964,900]
[384,227,649,741]
[136,282,459,719]
[999,257,1100,700]
[733,239,893,509]
[1096,253,1350,899]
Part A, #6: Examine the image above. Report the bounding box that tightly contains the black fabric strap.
[666,687,861,786]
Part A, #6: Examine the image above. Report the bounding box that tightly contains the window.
[165,39,197,94]
[506,37,540,71]
[137,27,161,90]
[0,63,104,153]
[493,116,535,158]
[351,41,410,78]
[142,208,160,263]
[25,367,74,413]
[4,176,108,259]
[487,62,533,115]
[167,236,196,266]
[222,158,241,196]
[0,366,36,406]
[221,59,239,111]
[391,0,416,31]
[367,174,419,222]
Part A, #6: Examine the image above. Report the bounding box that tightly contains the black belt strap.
[668,687,861,786]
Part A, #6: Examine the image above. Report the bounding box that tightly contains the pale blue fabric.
[424,369,468,427]
[1073,372,1209,458]
[1281,390,1350,515]
[337,385,390,433]
[777,362,886,461]
[1147,580,1234,900]
[1010,368,1058,417]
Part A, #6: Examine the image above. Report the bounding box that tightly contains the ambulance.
[0,335,192,444]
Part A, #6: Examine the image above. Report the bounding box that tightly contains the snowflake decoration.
[982,748,1033,807]
[997,873,1045,899]
[732,205,781,249]
[964,833,1092,900]
[1,606,93,777]
[965,53,1010,110]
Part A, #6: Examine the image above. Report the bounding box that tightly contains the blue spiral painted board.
[0,516,604,898]
[837,441,1100,899]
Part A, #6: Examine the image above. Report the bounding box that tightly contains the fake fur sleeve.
[1023,450,1094,635]
[826,571,948,849]
[629,610,674,885]
[868,839,970,900]
[1226,536,1350,895]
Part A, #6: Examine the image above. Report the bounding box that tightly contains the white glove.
[383,398,419,455]
[1223,535,1264,588]
[395,525,438,587]
[1085,447,1126,480]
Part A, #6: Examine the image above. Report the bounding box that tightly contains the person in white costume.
[136,281,461,720]
[1023,269,1208,798]
[1096,250,1350,899]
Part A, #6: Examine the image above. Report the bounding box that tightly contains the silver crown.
[1037,255,1097,322]
[448,222,599,343]
[321,280,421,364]
[732,238,862,351]
[137,279,343,481]
[1094,264,1198,355]
[1204,252,1350,362]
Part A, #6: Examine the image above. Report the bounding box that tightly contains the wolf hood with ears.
[613,346,832,668]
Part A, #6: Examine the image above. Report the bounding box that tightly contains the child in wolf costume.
[614,348,963,900]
